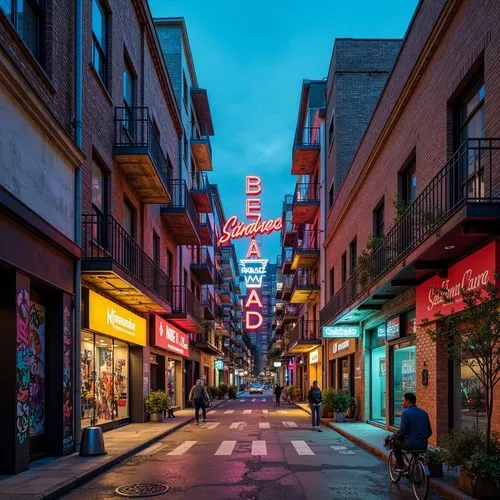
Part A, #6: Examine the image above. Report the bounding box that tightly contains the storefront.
[309,349,320,384]
[327,338,356,397]
[200,352,213,386]
[150,315,187,409]
[81,289,146,430]
[416,241,499,436]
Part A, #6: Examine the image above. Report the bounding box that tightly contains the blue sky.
[149,0,418,262]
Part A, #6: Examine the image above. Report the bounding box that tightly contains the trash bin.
[80,426,107,456]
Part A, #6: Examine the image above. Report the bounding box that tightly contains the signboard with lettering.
[152,315,189,357]
[215,360,224,370]
[273,361,282,367]
[416,241,497,325]
[332,339,350,355]
[88,290,146,345]
[309,350,319,364]
[386,316,400,340]
[322,325,360,338]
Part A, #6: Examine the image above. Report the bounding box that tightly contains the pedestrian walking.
[274,384,282,407]
[307,380,323,432]
[166,386,175,418]
[188,379,210,424]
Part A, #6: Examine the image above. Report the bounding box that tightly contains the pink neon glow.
[246,198,261,218]
[218,215,283,244]
[246,238,262,259]
[245,311,263,330]
[246,175,262,195]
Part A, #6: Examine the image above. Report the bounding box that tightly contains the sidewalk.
[0,400,226,500]
[294,403,473,500]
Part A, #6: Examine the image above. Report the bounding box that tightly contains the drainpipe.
[73,0,83,451]
[319,115,327,387]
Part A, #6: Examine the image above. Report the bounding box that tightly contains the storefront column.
[417,324,449,445]
[130,346,148,423]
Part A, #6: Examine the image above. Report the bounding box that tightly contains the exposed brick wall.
[323,0,500,438]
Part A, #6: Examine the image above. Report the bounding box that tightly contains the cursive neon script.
[218,215,283,245]
[427,268,490,312]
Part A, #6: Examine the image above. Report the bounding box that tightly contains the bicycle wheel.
[387,450,401,483]
[411,459,429,500]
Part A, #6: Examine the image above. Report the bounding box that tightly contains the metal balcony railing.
[191,121,212,155]
[289,320,320,343]
[199,212,214,239]
[190,170,210,191]
[282,246,294,264]
[294,126,320,148]
[202,286,215,315]
[196,327,222,352]
[82,214,172,303]
[114,107,171,192]
[171,285,203,319]
[168,179,200,231]
[294,182,320,204]
[292,269,319,289]
[295,230,320,251]
[193,246,214,271]
[320,138,500,325]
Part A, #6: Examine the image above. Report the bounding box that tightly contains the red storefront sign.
[153,316,189,357]
[416,241,499,325]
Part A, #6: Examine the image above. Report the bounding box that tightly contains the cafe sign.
[416,241,498,325]
[332,339,350,354]
[309,350,319,364]
[322,325,360,338]
[88,290,146,345]
[153,315,189,357]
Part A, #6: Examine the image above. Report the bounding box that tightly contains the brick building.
[320,0,500,443]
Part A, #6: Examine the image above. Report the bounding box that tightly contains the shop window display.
[392,345,416,426]
[167,361,176,407]
[81,334,129,427]
[460,361,487,430]
[370,346,386,423]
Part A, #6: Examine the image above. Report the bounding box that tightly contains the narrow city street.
[64,392,441,499]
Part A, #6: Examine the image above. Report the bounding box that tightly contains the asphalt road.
[64,391,441,499]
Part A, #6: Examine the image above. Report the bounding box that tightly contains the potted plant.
[323,387,336,418]
[145,390,168,422]
[332,390,353,422]
[218,383,229,399]
[442,428,500,497]
[207,385,219,401]
[424,447,443,478]
[228,384,237,399]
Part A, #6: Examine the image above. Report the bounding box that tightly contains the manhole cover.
[115,483,170,497]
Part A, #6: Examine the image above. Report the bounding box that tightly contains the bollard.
[79,426,107,456]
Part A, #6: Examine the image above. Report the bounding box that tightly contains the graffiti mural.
[29,302,46,437]
[16,288,30,445]
[62,306,73,450]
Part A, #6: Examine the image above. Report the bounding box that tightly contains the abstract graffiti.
[29,302,46,437]
[16,288,30,445]
[62,306,73,450]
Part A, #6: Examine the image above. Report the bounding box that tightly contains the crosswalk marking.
[259,422,270,429]
[251,440,267,456]
[215,440,237,456]
[243,409,252,414]
[331,445,347,451]
[261,398,266,402]
[209,410,217,414]
[203,422,220,430]
[229,422,246,430]
[168,441,197,456]
[278,410,288,414]
[224,410,234,414]
[282,421,298,428]
[262,409,268,414]
[240,399,245,402]
[251,398,256,402]
[292,440,315,456]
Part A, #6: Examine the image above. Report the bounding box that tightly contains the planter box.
[426,463,443,478]
[459,469,500,499]
[149,413,163,423]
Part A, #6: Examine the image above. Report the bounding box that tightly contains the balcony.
[193,327,223,356]
[191,120,213,171]
[275,281,283,299]
[220,282,231,303]
[291,230,320,270]
[167,285,203,333]
[202,287,216,320]
[81,214,172,313]
[161,179,201,245]
[190,170,212,213]
[281,274,293,301]
[113,107,172,204]
[283,303,300,324]
[320,138,500,327]
[199,213,214,245]
[292,127,320,175]
[291,269,320,303]
[288,320,321,353]
[282,247,294,274]
[292,182,320,224]
[190,247,214,285]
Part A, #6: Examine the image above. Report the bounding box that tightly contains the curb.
[43,399,227,500]
[292,403,467,500]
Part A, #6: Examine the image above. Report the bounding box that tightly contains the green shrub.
[331,390,353,413]
[464,450,500,485]
[207,385,219,400]
[144,390,168,414]
[323,387,336,413]
[218,383,228,399]
[228,384,237,399]
[424,447,443,465]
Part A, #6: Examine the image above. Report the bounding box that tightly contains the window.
[123,200,135,237]
[91,162,106,242]
[1,1,41,60]
[153,232,160,265]
[341,253,347,284]
[92,0,108,84]
[329,267,334,298]
[349,239,357,275]
[328,114,334,146]
[167,249,173,279]
[123,59,135,134]
[328,182,334,209]
[183,72,188,111]
[373,200,384,238]
[183,134,188,166]
[392,345,416,426]
[401,159,416,205]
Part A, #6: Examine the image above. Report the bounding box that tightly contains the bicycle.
[385,437,429,500]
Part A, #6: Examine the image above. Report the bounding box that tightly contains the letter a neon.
[246,239,261,259]
[245,289,263,308]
